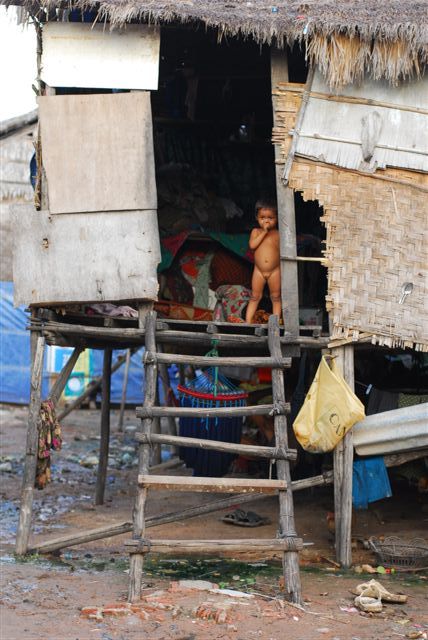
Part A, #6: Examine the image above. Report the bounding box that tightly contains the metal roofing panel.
[295,70,428,173]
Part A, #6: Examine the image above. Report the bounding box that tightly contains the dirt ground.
[1,404,427,640]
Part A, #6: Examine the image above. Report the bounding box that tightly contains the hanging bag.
[293,356,365,453]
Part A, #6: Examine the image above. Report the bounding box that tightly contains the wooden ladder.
[126,311,302,603]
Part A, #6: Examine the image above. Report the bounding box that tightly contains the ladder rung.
[138,475,287,493]
[136,403,290,420]
[136,432,297,461]
[125,537,303,554]
[144,351,291,369]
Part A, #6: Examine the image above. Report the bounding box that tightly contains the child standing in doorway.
[245,200,281,324]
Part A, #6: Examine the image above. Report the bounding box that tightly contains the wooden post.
[95,348,112,506]
[271,49,299,344]
[268,315,301,603]
[118,349,131,431]
[128,310,157,602]
[48,346,83,406]
[15,333,45,555]
[333,345,354,568]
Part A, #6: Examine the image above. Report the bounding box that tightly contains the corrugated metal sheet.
[295,71,428,173]
[353,403,428,456]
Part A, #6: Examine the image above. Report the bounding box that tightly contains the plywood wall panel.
[38,92,157,214]
[12,205,160,306]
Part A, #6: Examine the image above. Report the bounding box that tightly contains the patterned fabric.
[210,249,252,290]
[213,285,251,321]
[35,400,62,490]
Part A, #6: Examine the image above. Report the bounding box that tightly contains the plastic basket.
[369,536,428,570]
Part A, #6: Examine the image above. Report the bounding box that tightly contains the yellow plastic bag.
[293,356,365,453]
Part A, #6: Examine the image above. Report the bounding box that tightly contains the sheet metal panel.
[12,204,160,306]
[41,23,160,91]
[295,71,428,173]
[353,403,428,456]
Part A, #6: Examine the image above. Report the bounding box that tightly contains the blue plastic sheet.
[0,281,177,405]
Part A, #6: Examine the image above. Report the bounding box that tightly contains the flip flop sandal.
[354,593,383,613]
[222,509,271,527]
[351,580,408,604]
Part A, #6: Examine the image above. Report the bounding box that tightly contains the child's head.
[255,200,277,229]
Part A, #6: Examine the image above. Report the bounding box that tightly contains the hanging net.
[177,366,248,477]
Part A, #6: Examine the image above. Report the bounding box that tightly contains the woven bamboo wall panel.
[288,160,428,351]
[272,82,304,161]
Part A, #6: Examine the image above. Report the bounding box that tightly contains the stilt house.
[3,0,427,603]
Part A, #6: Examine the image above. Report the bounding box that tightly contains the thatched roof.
[6,0,428,86]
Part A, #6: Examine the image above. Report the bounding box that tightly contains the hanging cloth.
[35,400,63,490]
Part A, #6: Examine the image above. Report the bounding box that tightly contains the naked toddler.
[245,201,281,323]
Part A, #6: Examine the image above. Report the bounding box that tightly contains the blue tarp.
[0,281,154,405]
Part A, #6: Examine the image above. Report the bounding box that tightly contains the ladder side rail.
[128,310,157,602]
[268,315,302,604]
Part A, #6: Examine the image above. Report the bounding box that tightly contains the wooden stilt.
[15,334,45,555]
[128,311,157,602]
[271,49,299,349]
[48,346,83,406]
[333,345,354,568]
[268,315,302,603]
[118,349,131,431]
[95,348,112,506]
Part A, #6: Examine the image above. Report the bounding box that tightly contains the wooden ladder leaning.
[126,311,302,603]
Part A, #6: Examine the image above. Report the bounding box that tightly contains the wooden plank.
[126,538,303,554]
[149,352,291,368]
[15,335,45,555]
[38,93,156,214]
[136,432,297,460]
[48,346,82,406]
[268,315,301,603]
[138,475,287,494]
[271,50,300,344]
[95,348,112,506]
[136,404,290,420]
[333,346,354,569]
[41,23,160,91]
[128,311,157,602]
[30,472,333,554]
[12,205,160,306]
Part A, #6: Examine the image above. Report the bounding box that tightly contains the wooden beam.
[95,348,112,506]
[268,315,301,603]
[15,335,45,555]
[136,403,290,420]
[146,352,291,368]
[136,432,297,461]
[271,49,300,345]
[126,538,303,554]
[333,346,354,569]
[139,475,287,494]
[48,346,83,406]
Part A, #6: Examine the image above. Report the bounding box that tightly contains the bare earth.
[1,405,427,640]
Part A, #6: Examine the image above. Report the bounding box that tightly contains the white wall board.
[38,92,157,214]
[12,205,160,306]
[41,22,160,90]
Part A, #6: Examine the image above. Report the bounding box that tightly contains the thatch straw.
[4,0,428,87]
